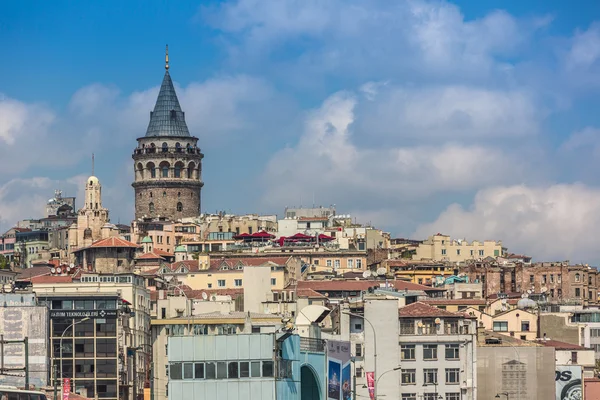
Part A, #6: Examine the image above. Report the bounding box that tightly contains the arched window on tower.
[174,162,183,178]
[163,191,167,198]
[187,162,195,179]
[162,142,168,153]
[149,143,156,154]
[137,163,144,180]
[159,161,170,178]
[177,202,183,212]
[175,143,182,153]
[149,202,155,213]
[147,162,156,178]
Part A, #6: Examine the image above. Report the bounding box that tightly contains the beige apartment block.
[414,234,506,262]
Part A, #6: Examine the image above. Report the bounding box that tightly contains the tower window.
[177,192,181,198]
[162,165,169,178]
[177,202,183,212]
[163,191,167,198]
[149,202,155,213]
[150,192,153,198]
[174,163,182,178]
[162,143,168,153]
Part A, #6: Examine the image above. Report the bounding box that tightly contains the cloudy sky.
[2,0,600,262]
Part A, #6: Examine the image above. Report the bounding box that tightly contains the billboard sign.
[49,309,118,319]
[327,340,352,400]
[555,365,582,400]
[62,378,70,400]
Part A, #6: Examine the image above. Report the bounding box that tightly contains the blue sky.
[2,0,600,262]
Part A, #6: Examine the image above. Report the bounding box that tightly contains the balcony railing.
[300,337,325,353]
[133,147,202,156]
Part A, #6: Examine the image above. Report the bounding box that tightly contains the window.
[356,259,362,269]
[205,362,216,379]
[493,321,508,332]
[521,321,530,331]
[218,280,226,287]
[170,363,183,380]
[479,250,484,256]
[234,279,242,287]
[184,363,194,379]
[558,288,562,297]
[401,369,416,385]
[445,320,459,334]
[423,369,438,384]
[551,274,554,283]
[217,362,228,379]
[571,352,578,364]
[355,367,363,378]
[355,343,363,357]
[401,395,417,400]
[354,323,362,330]
[470,250,474,256]
[456,249,460,255]
[575,273,581,282]
[262,361,274,377]
[348,259,354,269]
[195,363,205,379]
[326,260,332,267]
[401,345,415,361]
[177,202,183,212]
[423,344,437,360]
[240,362,249,378]
[441,249,447,255]
[162,165,169,178]
[446,368,460,384]
[529,275,534,283]
[576,288,581,297]
[271,278,276,286]
[251,361,261,377]
[334,259,340,268]
[446,394,460,400]
[424,394,439,400]
[149,202,155,213]
[228,362,239,378]
[445,344,459,360]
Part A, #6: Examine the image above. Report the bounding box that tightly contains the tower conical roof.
[145,70,191,137]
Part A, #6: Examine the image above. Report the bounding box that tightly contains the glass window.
[170,363,182,380]
[240,362,250,378]
[251,361,261,377]
[262,361,274,377]
[228,362,239,378]
[96,381,117,398]
[423,369,437,384]
[53,319,74,337]
[446,394,460,400]
[521,321,530,332]
[401,345,415,360]
[53,340,72,357]
[74,300,94,310]
[96,320,117,336]
[74,359,95,378]
[217,362,227,379]
[74,319,94,337]
[74,339,94,357]
[184,363,194,379]
[217,280,226,287]
[446,368,460,384]
[96,359,117,378]
[96,299,116,309]
[401,369,416,385]
[423,344,437,360]
[271,278,276,286]
[234,279,243,287]
[493,321,508,332]
[205,362,216,379]
[445,344,459,360]
[96,338,117,357]
[194,363,204,379]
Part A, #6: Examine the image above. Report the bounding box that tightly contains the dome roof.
[175,245,186,252]
[141,236,153,243]
[88,176,99,185]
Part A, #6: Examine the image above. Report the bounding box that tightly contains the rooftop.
[398,301,473,318]
[536,339,590,351]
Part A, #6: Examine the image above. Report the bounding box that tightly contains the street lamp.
[496,393,509,399]
[342,312,377,400]
[375,366,401,391]
[60,317,91,394]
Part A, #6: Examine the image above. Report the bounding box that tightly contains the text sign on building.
[327,340,352,400]
[62,378,70,400]
[49,309,118,319]
[555,365,582,400]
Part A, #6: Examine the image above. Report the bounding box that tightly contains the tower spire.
[165,44,169,70]
[92,153,95,176]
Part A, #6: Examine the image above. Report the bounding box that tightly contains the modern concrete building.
[166,333,327,400]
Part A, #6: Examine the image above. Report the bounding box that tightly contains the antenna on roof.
[165,44,169,70]
[92,153,95,176]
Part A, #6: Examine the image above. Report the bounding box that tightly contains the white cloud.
[413,184,600,263]
[565,23,600,71]
[0,95,54,146]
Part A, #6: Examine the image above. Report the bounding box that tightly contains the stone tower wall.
[132,137,203,221]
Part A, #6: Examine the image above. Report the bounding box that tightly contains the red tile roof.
[537,339,589,350]
[88,237,140,248]
[30,275,74,284]
[399,302,473,318]
[153,249,174,257]
[16,266,52,280]
[137,252,166,260]
[423,299,487,306]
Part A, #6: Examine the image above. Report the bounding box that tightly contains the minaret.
[132,46,204,221]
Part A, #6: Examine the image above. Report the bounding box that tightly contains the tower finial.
[165,45,169,70]
[92,153,95,176]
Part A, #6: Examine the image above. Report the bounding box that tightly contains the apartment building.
[414,234,505,263]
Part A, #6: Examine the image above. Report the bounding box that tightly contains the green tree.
[0,254,8,269]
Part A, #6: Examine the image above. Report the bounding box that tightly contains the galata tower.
[132,47,204,220]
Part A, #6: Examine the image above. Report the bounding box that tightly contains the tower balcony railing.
[133,147,202,156]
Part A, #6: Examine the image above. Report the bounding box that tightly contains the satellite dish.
[56,267,62,274]
[210,295,217,301]
[66,267,71,272]
[201,292,208,300]
[362,271,371,279]
[51,267,56,274]
[376,268,387,276]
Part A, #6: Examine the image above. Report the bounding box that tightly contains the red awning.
[233,233,251,240]
[251,230,275,239]
[289,233,314,241]
[317,234,335,242]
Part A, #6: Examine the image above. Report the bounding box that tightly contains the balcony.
[300,337,325,353]
[133,146,202,157]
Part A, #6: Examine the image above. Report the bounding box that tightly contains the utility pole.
[150,362,154,400]
[53,364,58,400]
[24,337,29,390]
[132,348,138,400]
